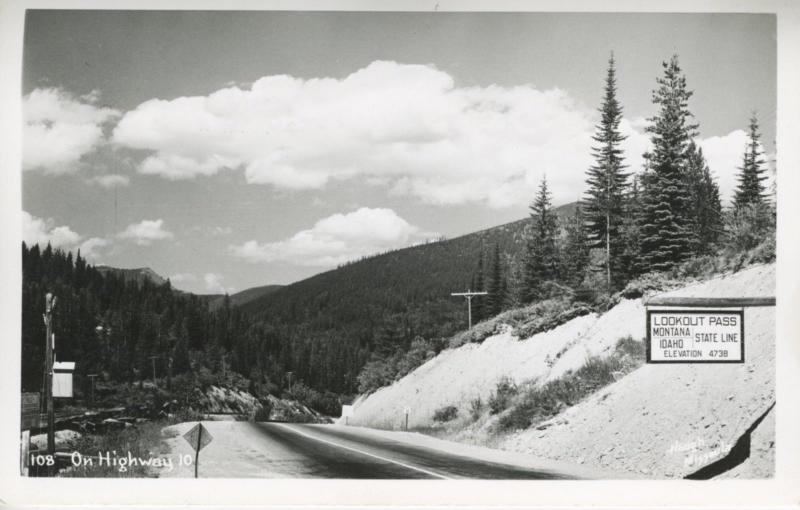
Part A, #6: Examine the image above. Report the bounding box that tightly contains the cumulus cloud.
[113,61,602,206]
[204,273,235,294]
[90,174,130,188]
[698,130,750,204]
[22,211,110,260]
[118,219,174,246]
[24,88,119,173]
[78,237,112,260]
[169,272,197,284]
[112,61,762,207]
[23,211,81,247]
[230,207,427,267]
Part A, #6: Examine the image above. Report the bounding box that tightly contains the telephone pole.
[43,293,57,474]
[87,374,99,407]
[450,289,488,329]
[148,356,159,387]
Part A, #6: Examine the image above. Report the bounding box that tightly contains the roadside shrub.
[619,272,683,299]
[254,401,273,421]
[724,203,775,253]
[284,381,342,416]
[432,405,459,422]
[469,396,484,421]
[497,337,645,432]
[488,376,518,414]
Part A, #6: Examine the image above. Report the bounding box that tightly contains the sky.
[21,10,776,294]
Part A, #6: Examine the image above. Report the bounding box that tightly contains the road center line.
[272,423,452,480]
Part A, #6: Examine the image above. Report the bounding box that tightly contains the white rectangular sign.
[647,309,744,363]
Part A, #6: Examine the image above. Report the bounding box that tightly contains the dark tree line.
[21,243,367,401]
[510,53,773,304]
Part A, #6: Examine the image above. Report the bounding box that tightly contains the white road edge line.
[272,423,452,480]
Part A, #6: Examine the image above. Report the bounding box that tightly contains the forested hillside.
[207,284,284,311]
[20,204,576,405]
[235,203,578,394]
[21,243,249,395]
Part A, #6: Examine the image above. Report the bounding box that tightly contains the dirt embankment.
[501,264,774,478]
[348,264,775,478]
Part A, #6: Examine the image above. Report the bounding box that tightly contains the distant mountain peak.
[94,265,166,286]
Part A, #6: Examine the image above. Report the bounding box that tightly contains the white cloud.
[230,207,427,267]
[698,130,749,205]
[112,61,761,208]
[78,237,112,260]
[169,273,198,284]
[118,219,174,246]
[90,174,130,188]
[113,61,601,207]
[204,273,235,294]
[23,211,81,247]
[22,211,110,260]
[24,88,119,173]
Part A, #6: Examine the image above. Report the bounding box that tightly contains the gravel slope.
[348,299,644,430]
[349,263,775,478]
[500,263,775,478]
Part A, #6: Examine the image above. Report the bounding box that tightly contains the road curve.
[160,421,584,478]
[251,422,576,479]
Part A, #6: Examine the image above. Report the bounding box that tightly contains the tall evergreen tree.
[583,53,629,291]
[618,173,644,279]
[486,242,507,317]
[639,55,699,271]
[472,248,486,321]
[522,177,560,303]
[685,141,723,253]
[733,114,768,210]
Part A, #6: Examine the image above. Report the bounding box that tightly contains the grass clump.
[469,397,484,421]
[432,405,459,423]
[488,376,518,415]
[497,336,644,432]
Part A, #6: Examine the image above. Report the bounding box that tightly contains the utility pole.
[167,356,173,391]
[148,356,159,387]
[450,289,488,330]
[43,293,56,474]
[87,374,99,407]
[286,372,293,394]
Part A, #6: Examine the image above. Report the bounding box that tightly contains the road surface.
[160,421,588,479]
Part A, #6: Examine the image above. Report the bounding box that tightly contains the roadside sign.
[183,422,213,478]
[53,361,76,398]
[647,309,744,363]
[183,422,213,452]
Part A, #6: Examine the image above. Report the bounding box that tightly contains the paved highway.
[254,422,575,479]
[162,421,582,479]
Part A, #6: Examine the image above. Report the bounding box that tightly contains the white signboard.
[647,310,744,363]
[53,361,76,398]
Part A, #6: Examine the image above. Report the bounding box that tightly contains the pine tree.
[618,174,644,279]
[639,55,699,272]
[685,141,723,253]
[733,114,768,210]
[561,205,590,288]
[486,243,507,317]
[472,248,486,321]
[583,53,630,292]
[522,177,560,303]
